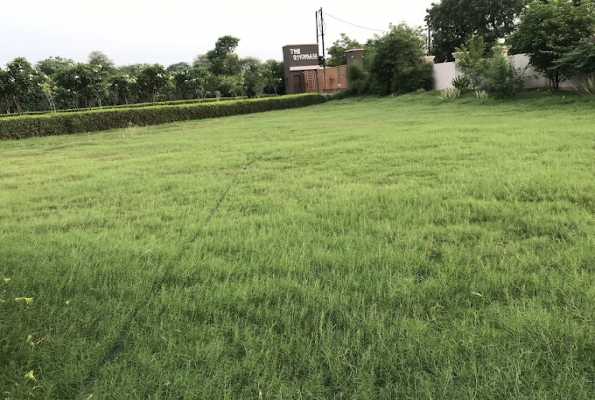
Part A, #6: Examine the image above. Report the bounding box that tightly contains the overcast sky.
[0,0,436,68]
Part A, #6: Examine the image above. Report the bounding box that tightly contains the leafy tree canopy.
[88,51,116,74]
[2,57,39,114]
[108,74,136,105]
[54,63,107,109]
[264,59,284,95]
[240,57,267,97]
[327,34,362,67]
[35,56,74,77]
[207,36,241,76]
[557,36,595,77]
[455,37,490,89]
[118,64,149,75]
[426,0,529,62]
[369,24,432,95]
[174,67,213,99]
[192,54,211,69]
[208,36,240,58]
[509,0,595,87]
[167,62,191,72]
[136,64,168,104]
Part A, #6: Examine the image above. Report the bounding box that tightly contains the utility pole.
[319,8,326,70]
[316,8,326,91]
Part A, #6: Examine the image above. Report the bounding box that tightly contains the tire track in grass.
[82,157,255,396]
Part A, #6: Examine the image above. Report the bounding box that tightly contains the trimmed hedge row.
[0,94,326,140]
[259,94,281,98]
[0,97,247,119]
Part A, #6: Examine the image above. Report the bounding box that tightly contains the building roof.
[283,44,319,48]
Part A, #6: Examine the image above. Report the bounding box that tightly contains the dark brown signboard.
[283,44,320,69]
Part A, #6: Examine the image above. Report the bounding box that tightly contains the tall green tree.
[35,56,74,77]
[557,36,595,77]
[136,64,168,105]
[167,62,191,72]
[39,74,57,112]
[54,63,107,110]
[174,67,213,99]
[327,34,362,67]
[3,58,38,114]
[455,37,490,89]
[369,24,433,95]
[192,54,211,69]
[263,59,284,95]
[88,51,116,74]
[241,57,267,98]
[118,64,148,75]
[426,0,529,62]
[218,73,244,97]
[206,36,241,76]
[0,69,9,113]
[510,0,595,88]
[108,74,136,105]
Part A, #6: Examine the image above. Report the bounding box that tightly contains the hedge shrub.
[0,94,325,140]
[258,94,281,98]
[0,97,248,119]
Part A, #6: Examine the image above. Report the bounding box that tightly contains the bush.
[580,76,595,95]
[391,62,434,95]
[452,76,471,92]
[509,0,595,89]
[474,90,489,100]
[0,94,325,140]
[455,37,489,90]
[557,37,595,78]
[369,24,430,96]
[326,90,351,101]
[258,94,280,98]
[456,39,524,98]
[481,47,525,99]
[346,63,370,95]
[438,88,460,101]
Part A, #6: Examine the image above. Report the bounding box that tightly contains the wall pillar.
[451,52,462,78]
[345,49,364,69]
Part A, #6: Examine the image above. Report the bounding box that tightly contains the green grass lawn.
[2,92,595,399]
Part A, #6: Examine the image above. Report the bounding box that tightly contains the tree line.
[326,0,594,95]
[0,36,285,115]
[425,0,595,88]
[323,24,435,97]
[3,0,593,112]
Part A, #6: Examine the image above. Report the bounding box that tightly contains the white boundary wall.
[433,62,458,91]
[432,53,582,91]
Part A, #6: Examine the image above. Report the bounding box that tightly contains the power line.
[322,11,388,33]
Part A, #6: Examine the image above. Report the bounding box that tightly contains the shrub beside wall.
[0,94,325,140]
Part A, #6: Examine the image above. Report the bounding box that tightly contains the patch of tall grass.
[2,92,595,398]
